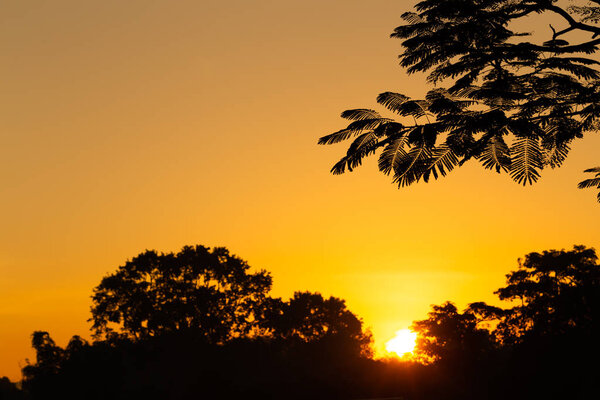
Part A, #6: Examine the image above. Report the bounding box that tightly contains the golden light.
[385,329,417,357]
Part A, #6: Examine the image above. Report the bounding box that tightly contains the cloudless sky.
[2,0,600,380]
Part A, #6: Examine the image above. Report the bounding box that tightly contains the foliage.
[0,377,24,400]
[22,332,64,379]
[578,166,600,202]
[412,245,600,363]
[90,245,273,342]
[409,245,600,399]
[411,302,496,364]
[20,331,378,400]
[266,291,373,357]
[492,244,600,342]
[320,0,600,193]
[12,243,377,400]
[18,243,600,399]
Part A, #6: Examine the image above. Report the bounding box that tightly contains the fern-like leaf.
[378,136,409,175]
[393,145,433,187]
[318,129,353,145]
[578,167,600,203]
[542,141,570,169]
[376,92,410,113]
[510,137,543,185]
[330,132,379,174]
[340,109,382,121]
[577,177,600,189]
[479,136,511,173]
[318,118,391,145]
[423,145,459,182]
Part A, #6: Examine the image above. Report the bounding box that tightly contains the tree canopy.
[22,245,375,400]
[90,245,273,342]
[489,244,600,342]
[320,0,600,200]
[409,245,600,398]
[266,291,373,356]
[411,302,496,364]
[412,245,600,363]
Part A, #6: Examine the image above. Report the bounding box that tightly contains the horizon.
[2,0,600,381]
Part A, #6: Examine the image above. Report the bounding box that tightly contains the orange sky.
[1,0,600,380]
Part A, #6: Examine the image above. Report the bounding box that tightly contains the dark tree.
[411,302,496,364]
[266,291,372,356]
[482,245,600,398]
[90,245,272,342]
[489,245,600,342]
[407,246,600,399]
[22,331,64,379]
[0,377,24,400]
[421,246,600,348]
[320,0,600,197]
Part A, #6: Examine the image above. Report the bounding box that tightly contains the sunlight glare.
[385,329,417,357]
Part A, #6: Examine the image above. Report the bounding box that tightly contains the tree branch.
[546,5,600,36]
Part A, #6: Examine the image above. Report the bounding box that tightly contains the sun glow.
[385,329,417,357]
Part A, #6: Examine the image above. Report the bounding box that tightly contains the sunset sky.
[2,0,600,380]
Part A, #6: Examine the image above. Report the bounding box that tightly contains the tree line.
[2,243,600,399]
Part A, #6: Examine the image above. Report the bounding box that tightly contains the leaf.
[479,135,511,173]
[583,167,600,174]
[318,129,354,145]
[392,145,433,187]
[538,57,600,80]
[373,121,406,138]
[318,118,391,145]
[578,166,600,188]
[347,132,379,163]
[542,143,570,169]
[577,178,600,189]
[330,132,379,174]
[396,100,431,118]
[348,118,393,131]
[378,136,409,175]
[401,11,424,24]
[340,109,382,121]
[423,145,459,182]
[331,157,350,175]
[542,39,570,47]
[376,92,410,113]
[578,166,600,203]
[510,137,543,185]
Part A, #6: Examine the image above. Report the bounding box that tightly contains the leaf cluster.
[320,0,600,188]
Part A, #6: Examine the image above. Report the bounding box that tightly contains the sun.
[385,329,417,357]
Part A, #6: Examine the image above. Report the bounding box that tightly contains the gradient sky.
[2,0,600,380]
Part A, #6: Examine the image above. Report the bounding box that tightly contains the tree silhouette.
[22,258,376,400]
[266,291,372,356]
[488,245,600,343]
[411,302,496,364]
[90,245,272,342]
[0,377,24,400]
[320,0,600,195]
[19,243,600,399]
[407,246,600,399]
[22,331,64,379]
[414,246,600,355]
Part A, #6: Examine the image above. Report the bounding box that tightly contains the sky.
[2,0,600,380]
